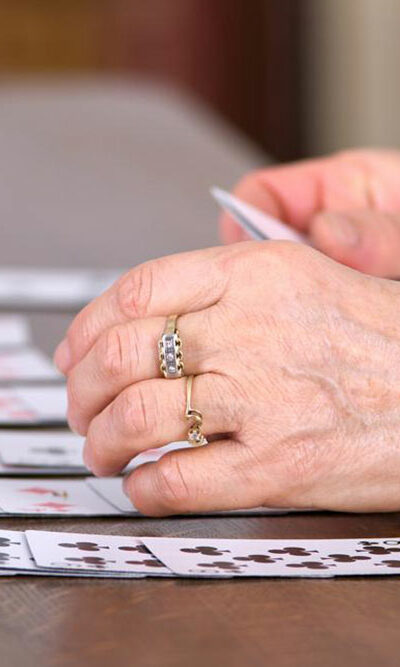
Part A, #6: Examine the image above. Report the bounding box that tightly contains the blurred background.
[0,0,399,277]
[1,0,399,160]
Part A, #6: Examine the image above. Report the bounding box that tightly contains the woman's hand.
[55,240,400,516]
[221,149,400,278]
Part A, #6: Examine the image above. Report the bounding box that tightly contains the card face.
[26,531,172,576]
[0,479,118,516]
[0,430,85,468]
[142,537,400,578]
[0,385,67,425]
[0,529,36,572]
[0,348,59,381]
[0,315,30,348]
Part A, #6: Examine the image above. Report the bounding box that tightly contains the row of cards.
[2,530,400,579]
[0,269,122,309]
[0,475,284,517]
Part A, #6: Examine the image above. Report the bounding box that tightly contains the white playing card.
[86,478,139,514]
[87,477,293,517]
[0,268,122,309]
[0,529,36,572]
[0,530,144,578]
[26,531,172,576]
[211,187,307,243]
[0,430,85,468]
[0,478,119,516]
[0,385,67,425]
[0,315,30,348]
[126,441,192,470]
[142,536,400,578]
[0,348,59,381]
[0,461,86,476]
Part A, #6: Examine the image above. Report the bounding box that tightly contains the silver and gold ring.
[158,314,184,379]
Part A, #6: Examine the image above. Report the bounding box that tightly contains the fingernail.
[54,339,71,374]
[324,213,360,247]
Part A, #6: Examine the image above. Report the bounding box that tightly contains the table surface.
[1,80,399,667]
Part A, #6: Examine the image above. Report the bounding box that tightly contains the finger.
[54,245,229,374]
[219,149,400,243]
[123,439,262,516]
[310,209,400,278]
[67,310,216,434]
[83,374,240,477]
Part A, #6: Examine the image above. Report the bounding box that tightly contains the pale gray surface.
[0,77,267,269]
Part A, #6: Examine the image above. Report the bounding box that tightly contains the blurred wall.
[0,0,302,161]
[303,0,400,155]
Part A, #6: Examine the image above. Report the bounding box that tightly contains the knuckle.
[98,325,130,379]
[117,385,156,438]
[152,454,191,511]
[117,261,157,319]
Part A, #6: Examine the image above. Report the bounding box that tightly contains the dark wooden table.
[2,509,400,667]
[1,80,399,667]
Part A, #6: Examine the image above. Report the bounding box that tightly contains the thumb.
[310,209,400,278]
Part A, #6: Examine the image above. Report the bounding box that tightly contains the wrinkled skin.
[55,148,400,516]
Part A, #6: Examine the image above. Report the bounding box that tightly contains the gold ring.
[158,314,184,379]
[185,375,207,446]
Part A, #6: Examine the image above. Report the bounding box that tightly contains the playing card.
[0,268,122,309]
[0,530,144,578]
[126,441,192,469]
[211,187,307,243]
[0,430,85,468]
[86,478,139,514]
[0,529,36,572]
[87,477,292,517]
[26,530,172,576]
[0,385,67,425]
[0,315,30,348]
[0,348,59,381]
[141,536,400,578]
[0,478,119,516]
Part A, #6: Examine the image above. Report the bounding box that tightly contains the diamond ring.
[158,314,184,379]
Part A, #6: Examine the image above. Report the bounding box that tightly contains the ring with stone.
[158,314,184,379]
[185,375,208,446]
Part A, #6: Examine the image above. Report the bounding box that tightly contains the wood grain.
[1,511,400,667]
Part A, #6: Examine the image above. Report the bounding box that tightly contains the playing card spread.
[0,385,67,425]
[141,537,400,578]
[0,479,119,516]
[0,348,60,382]
[0,430,85,469]
[26,531,172,576]
[0,530,145,578]
[0,315,30,348]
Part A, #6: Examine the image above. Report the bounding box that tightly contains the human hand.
[220,149,400,278]
[54,241,400,515]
